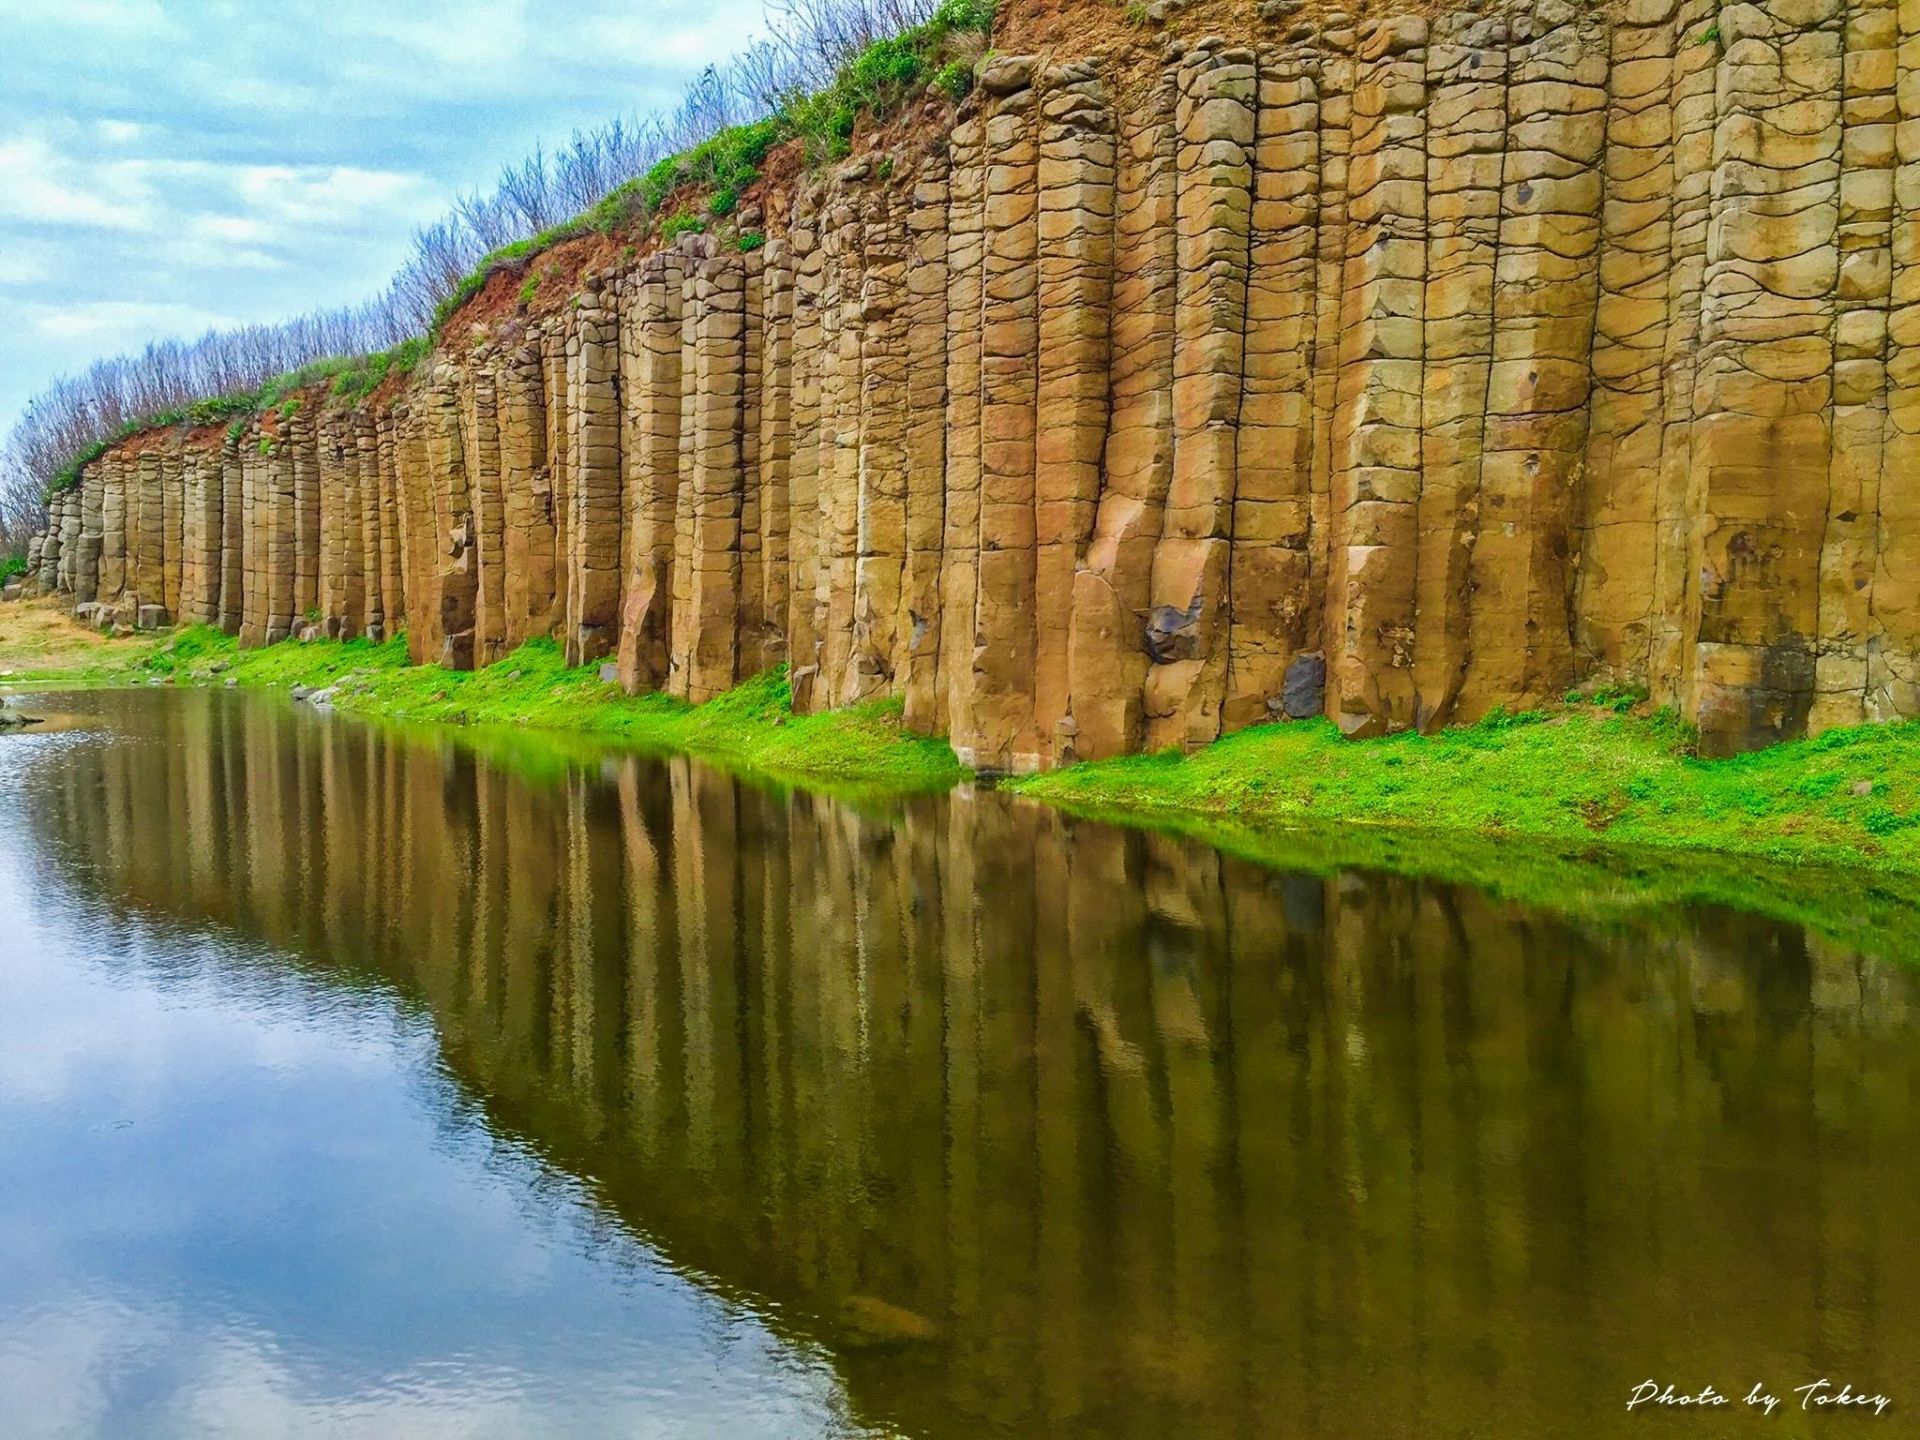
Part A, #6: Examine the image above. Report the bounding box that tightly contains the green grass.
[126,627,964,793]
[1012,703,1920,876]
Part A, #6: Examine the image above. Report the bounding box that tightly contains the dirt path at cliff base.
[0,599,152,678]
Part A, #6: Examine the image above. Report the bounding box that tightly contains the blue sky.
[0,0,767,432]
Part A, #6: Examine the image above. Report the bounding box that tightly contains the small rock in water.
[223,678,238,688]
[290,686,312,701]
[836,1295,938,1349]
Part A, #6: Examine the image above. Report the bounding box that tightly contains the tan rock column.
[1226,43,1324,733]
[1462,6,1606,714]
[1068,65,1178,760]
[182,444,222,624]
[462,356,507,661]
[1412,15,1506,729]
[786,217,826,708]
[68,487,95,601]
[291,401,319,626]
[78,466,106,607]
[1576,0,1679,689]
[738,239,773,677]
[134,448,164,622]
[937,112,987,739]
[897,155,951,730]
[816,178,865,707]
[265,423,297,644]
[1035,61,1115,761]
[377,411,405,636]
[1307,42,1356,670]
[178,451,200,622]
[850,178,909,706]
[340,413,367,638]
[99,452,127,610]
[1326,18,1427,735]
[541,324,573,640]
[393,404,441,662]
[238,432,264,645]
[317,409,343,635]
[217,435,244,634]
[964,56,1043,771]
[669,242,700,695]
[500,341,554,648]
[1872,0,1920,717]
[1687,0,1842,753]
[423,367,476,668]
[1648,0,1723,702]
[566,282,623,665]
[756,237,796,682]
[160,443,183,621]
[675,245,747,704]
[34,496,59,594]
[617,251,687,692]
[1813,0,1899,728]
[357,411,386,642]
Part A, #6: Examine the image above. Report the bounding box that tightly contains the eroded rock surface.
[30,0,1920,761]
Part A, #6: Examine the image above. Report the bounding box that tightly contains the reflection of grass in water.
[125,626,965,794]
[1008,793,1920,967]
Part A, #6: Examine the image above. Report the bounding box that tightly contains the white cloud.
[0,136,148,231]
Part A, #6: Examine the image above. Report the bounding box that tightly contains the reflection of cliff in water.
[25,690,1920,1440]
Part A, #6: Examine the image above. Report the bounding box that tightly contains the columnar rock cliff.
[33,0,1920,763]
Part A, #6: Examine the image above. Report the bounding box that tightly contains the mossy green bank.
[115,626,965,795]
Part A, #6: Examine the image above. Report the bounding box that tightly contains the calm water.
[2,690,1918,1438]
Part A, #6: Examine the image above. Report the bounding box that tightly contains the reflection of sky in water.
[0,733,874,1440]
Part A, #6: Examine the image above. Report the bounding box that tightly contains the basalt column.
[754,236,797,684]
[565,283,623,665]
[1576,0,1679,691]
[1810,0,1898,729]
[160,444,183,623]
[1460,7,1604,714]
[962,59,1043,771]
[668,242,747,704]
[499,342,556,649]
[133,448,165,626]
[291,403,319,628]
[1687,0,1841,754]
[1413,14,1506,729]
[357,410,388,641]
[463,357,508,662]
[1067,65,1177,761]
[419,367,476,668]
[1880,0,1920,719]
[1326,20,1426,736]
[617,249,687,692]
[1034,61,1115,761]
[936,112,987,739]
[900,155,950,729]
[1225,42,1322,733]
[848,181,908,707]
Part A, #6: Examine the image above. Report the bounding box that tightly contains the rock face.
[30,0,1920,762]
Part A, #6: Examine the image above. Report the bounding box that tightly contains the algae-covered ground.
[6,600,1919,881]
[1013,699,1920,877]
